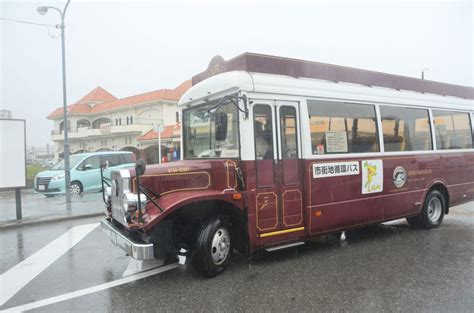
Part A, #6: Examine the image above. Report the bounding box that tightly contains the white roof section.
[179,71,474,111]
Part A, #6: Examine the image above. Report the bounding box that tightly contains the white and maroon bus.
[102,53,474,277]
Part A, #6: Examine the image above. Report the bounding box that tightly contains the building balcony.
[51,123,153,141]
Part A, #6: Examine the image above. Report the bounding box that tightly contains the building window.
[77,119,90,129]
[92,118,111,129]
[119,118,122,126]
[176,112,179,123]
[433,110,473,149]
[380,106,433,151]
[130,116,133,124]
[307,100,379,154]
[126,117,129,125]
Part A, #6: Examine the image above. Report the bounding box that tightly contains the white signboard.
[362,159,383,194]
[0,119,26,188]
[312,161,360,178]
[325,131,348,153]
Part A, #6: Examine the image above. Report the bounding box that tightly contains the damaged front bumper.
[100,219,154,260]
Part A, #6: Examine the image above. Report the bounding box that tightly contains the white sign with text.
[312,161,360,178]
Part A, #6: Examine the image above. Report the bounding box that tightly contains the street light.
[37,0,72,204]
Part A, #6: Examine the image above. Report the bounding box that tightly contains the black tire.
[406,216,421,227]
[193,217,233,277]
[70,181,83,196]
[407,190,445,229]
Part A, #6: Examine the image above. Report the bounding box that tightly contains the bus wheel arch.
[428,183,450,214]
[408,186,447,228]
[164,199,249,255]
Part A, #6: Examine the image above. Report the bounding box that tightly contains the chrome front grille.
[111,169,132,226]
[36,177,52,188]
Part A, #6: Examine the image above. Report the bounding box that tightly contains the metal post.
[15,188,22,220]
[37,1,71,203]
[60,18,71,204]
[158,129,161,164]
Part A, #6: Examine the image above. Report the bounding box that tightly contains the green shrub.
[27,164,46,178]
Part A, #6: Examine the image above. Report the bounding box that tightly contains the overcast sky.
[1,0,473,147]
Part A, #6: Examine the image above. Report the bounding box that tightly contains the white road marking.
[122,258,164,277]
[0,263,179,312]
[0,223,99,306]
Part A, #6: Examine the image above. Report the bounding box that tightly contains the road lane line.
[122,259,164,277]
[0,223,99,306]
[0,263,179,312]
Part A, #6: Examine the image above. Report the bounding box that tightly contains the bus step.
[265,241,305,252]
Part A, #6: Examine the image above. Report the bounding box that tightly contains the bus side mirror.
[135,159,146,176]
[215,112,228,141]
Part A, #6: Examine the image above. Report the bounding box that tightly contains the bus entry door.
[253,101,304,239]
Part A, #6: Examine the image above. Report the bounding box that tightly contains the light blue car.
[34,151,135,197]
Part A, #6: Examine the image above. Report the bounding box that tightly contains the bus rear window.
[380,106,433,152]
[433,110,473,150]
[307,100,379,154]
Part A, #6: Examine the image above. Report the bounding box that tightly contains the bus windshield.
[183,100,240,159]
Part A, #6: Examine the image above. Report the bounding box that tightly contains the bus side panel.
[305,158,385,235]
[380,154,441,219]
[306,152,474,236]
[442,152,474,206]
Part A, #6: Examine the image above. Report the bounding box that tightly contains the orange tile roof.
[138,123,181,141]
[76,86,117,104]
[47,80,191,119]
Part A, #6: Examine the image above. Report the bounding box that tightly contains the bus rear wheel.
[407,190,445,229]
[193,217,232,277]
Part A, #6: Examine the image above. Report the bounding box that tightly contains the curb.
[0,212,104,230]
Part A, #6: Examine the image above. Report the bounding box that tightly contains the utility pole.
[421,68,429,80]
[37,0,72,203]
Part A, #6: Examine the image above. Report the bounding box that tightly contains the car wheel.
[408,190,445,229]
[193,217,232,277]
[70,181,82,196]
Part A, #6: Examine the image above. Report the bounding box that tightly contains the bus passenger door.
[253,103,280,234]
[253,101,304,240]
[275,101,304,230]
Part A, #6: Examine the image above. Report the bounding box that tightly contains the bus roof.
[191,53,474,100]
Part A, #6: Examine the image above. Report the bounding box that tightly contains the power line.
[0,17,56,28]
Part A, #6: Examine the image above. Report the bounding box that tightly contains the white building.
[48,80,190,163]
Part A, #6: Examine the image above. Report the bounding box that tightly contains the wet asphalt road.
[0,189,102,224]
[0,202,473,312]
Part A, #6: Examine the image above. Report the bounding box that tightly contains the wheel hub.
[211,227,230,265]
[427,197,442,222]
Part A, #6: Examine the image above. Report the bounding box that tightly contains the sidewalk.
[0,189,104,228]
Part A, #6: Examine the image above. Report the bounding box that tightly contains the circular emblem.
[392,166,406,188]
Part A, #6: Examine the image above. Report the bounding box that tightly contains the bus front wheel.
[407,190,445,229]
[193,217,233,277]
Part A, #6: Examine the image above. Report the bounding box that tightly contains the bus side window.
[280,106,298,159]
[307,100,379,154]
[380,106,433,152]
[254,105,274,160]
[433,110,473,150]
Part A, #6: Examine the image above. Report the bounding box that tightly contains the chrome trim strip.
[100,219,154,261]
